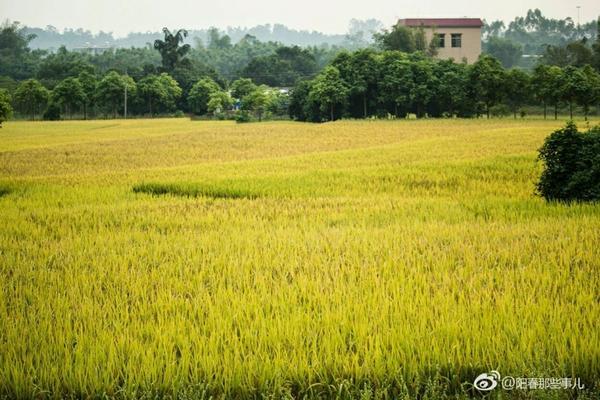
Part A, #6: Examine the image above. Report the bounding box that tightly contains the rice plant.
[0,118,598,399]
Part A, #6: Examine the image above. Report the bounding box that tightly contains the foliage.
[153,28,191,72]
[96,71,136,118]
[537,121,600,202]
[187,78,220,115]
[207,90,232,114]
[36,46,94,88]
[504,68,531,118]
[13,78,50,120]
[484,9,598,55]
[241,46,318,86]
[52,76,86,118]
[0,88,12,126]
[468,55,506,118]
[483,37,523,68]
[78,70,97,119]
[374,23,416,53]
[230,78,257,100]
[0,21,40,80]
[42,101,61,120]
[241,87,269,121]
[308,65,348,121]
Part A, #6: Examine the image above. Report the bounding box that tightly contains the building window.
[436,33,445,48]
[451,33,462,48]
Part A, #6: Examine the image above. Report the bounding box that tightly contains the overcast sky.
[1,0,599,36]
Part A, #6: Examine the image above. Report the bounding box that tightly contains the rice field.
[0,118,599,399]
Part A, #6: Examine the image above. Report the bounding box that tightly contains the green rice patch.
[133,182,259,199]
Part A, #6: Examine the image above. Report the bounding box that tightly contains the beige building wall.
[422,27,482,64]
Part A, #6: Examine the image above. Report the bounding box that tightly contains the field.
[0,118,599,399]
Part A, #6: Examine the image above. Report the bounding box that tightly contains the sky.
[1,0,599,37]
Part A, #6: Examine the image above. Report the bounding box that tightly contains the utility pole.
[576,6,581,27]
[124,69,128,119]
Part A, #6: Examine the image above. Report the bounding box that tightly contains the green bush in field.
[537,121,600,202]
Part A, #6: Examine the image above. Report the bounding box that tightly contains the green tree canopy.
[13,79,50,120]
[188,78,220,115]
[468,55,506,118]
[308,65,348,121]
[154,28,191,72]
[96,71,136,118]
[0,88,13,126]
[230,78,257,100]
[504,68,531,118]
[484,37,523,68]
[52,77,86,118]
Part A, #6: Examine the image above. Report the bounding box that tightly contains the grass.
[0,118,599,399]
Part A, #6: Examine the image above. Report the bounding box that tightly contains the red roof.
[398,18,484,28]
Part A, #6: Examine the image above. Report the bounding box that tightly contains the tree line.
[289,49,600,122]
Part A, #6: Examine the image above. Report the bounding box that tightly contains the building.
[397,18,483,63]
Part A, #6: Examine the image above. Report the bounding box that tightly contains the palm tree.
[153,28,191,72]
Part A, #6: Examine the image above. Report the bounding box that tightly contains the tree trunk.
[149,98,153,117]
[330,104,334,121]
[543,103,547,120]
[486,104,490,119]
[363,94,367,118]
[84,103,87,120]
[569,102,573,119]
[554,104,558,120]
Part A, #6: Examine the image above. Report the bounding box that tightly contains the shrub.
[537,121,600,202]
[235,110,252,123]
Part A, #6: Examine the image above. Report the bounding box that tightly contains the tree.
[154,28,191,72]
[78,71,97,120]
[410,59,436,118]
[157,73,182,112]
[504,69,531,118]
[188,78,220,115]
[13,79,49,120]
[0,21,39,80]
[537,121,600,202]
[207,91,232,115]
[137,74,165,115]
[333,49,379,118]
[308,66,348,121]
[36,46,94,88]
[374,24,416,53]
[242,46,318,87]
[560,66,590,119]
[577,66,600,120]
[96,71,136,118]
[0,89,13,127]
[52,77,85,118]
[434,60,469,117]
[468,55,506,118]
[230,78,257,100]
[242,87,269,121]
[484,37,523,68]
[379,53,414,117]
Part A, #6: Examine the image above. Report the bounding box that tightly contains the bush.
[43,103,61,120]
[235,110,252,123]
[537,121,600,202]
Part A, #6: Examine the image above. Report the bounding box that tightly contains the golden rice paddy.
[0,118,599,399]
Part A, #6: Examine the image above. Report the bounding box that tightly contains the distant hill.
[23,24,350,50]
